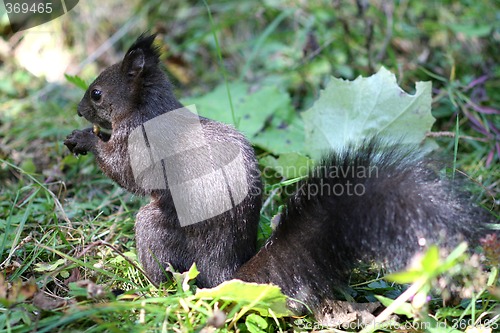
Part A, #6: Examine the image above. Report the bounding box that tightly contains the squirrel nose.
[77,109,83,117]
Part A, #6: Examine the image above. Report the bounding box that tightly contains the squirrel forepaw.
[64,128,98,156]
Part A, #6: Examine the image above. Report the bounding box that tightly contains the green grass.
[1,0,500,332]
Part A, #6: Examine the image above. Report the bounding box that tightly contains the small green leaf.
[19,159,36,174]
[375,295,414,318]
[68,282,89,298]
[385,270,424,284]
[169,263,199,292]
[245,313,268,333]
[449,24,492,37]
[487,267,498,287]
[366,280,390,289]
[186,263,200,281]
[420,245,440,273]
[34,259,66,272]
[435,307,466,319]
[64,74,89,91]
[59,270,70,279]
[109,251,137,264]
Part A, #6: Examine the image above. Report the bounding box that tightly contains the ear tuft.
[121,33,160,79]
[127,33,160,62]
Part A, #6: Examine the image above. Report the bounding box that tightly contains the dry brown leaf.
[33,291,67,311]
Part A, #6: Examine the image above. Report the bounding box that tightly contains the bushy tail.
[236,140,489,313]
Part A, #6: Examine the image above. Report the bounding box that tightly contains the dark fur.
[235,142,486,313]
[65,35,490,317]
[65,34,262,287]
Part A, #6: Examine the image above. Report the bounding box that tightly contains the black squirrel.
[65,34,491,316]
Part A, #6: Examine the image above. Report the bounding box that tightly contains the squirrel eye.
[90,89,102,102]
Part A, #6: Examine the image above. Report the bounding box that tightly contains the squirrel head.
[77,34,171,130]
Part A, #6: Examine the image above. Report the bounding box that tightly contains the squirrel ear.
[123,49,145,78]
[121,34,160,79]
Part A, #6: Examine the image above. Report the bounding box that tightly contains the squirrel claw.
[64,129,96,156]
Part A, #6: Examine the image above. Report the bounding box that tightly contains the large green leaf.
[252,114,305,154]
[182,81,304,155]
[301,67,434,159]
[181,81,290,138]
[183,68,434,159]
[195,279,291,317]
[260,152,313,179]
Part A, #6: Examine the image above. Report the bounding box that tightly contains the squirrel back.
[65,34,491,318]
